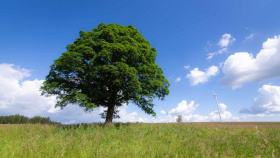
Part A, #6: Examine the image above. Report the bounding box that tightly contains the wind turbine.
[213,90,223,122]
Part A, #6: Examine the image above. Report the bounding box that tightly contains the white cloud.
[130,112,138,116]
[48,105,106,124]
[169,100,198,116]
[184,65,190,69]
[175,77,181,83]
[245,34,254,40]
[221,35,280,88]
[113,105,145,123]
[0,63,30,80]
[152,100,208,123]
[160,110,166,115]
[153,100,238,123]
[47,104,144,124]
[207,33,235,60]
[209,103,239,121]
[218,33,236,48]
[207,48,227,60]
[137,117,144,122]
[240,85,280,115]
[186,66,219,86]
[0,63,57,117]
[0,63,147,124]
[218,62,224,68]
[186,114,208,122]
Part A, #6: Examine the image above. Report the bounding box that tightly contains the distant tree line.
[0,114,61,125]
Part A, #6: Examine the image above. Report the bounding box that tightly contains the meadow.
[1,122,279,157]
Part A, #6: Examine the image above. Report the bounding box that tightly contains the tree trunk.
[105,104,115,124]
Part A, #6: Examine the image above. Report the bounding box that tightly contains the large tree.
[41,23,169,123]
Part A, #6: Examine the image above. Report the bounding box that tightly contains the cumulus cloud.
[168,100,198,116]
[209,103,239,121]
[153,100,207,122]
[113,105,147,123]
[186,66,219,86]
[240,85,280,115]
[207,33,235,60]
[175,77,181,83]
[153,100,238,123]
[184,65,190,69]
[221,35,280,88]
[0,63,57,117]
[218,33,236,48]
[160,110,166,115]
[0,63,146,124]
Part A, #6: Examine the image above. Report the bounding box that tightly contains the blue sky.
[1,0,280,123]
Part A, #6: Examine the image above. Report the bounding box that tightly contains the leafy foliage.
[41,23,169,122]
[0,115,60,124]
[0,115,28,124]
[176,115,183,123]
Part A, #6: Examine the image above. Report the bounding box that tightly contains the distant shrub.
[176,115,183,123]
[114,122,122,130]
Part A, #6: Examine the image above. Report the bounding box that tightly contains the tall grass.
[0,123,279,157]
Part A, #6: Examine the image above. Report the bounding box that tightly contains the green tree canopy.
[41,23,169,123]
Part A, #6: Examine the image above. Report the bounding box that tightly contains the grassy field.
[1,122,280,157]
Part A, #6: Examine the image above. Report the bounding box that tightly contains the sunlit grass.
[0,122,279,157]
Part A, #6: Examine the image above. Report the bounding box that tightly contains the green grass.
[1,122,280,157]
